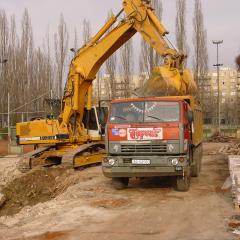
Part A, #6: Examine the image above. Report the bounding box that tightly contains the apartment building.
[199,67,240,125]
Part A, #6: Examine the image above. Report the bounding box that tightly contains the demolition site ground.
[0,142,238,240]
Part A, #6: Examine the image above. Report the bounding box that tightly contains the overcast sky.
[1,0,240,72]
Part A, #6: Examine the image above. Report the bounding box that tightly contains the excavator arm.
[59,0,187,142]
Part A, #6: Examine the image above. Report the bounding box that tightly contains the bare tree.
[0,9,9,117]
[19,8,35,118]
[236,55,240,124]
[73,28,78,51]
[192,0,208,86]
[54,13,69,98]
[105,11,117,100]
[0,9,66,126]
[175,0,188,56]
[7,16,18,109]
[82,19,91,44]
[192,0,209,124]
[120,39,133,98]
[139,0,163,78]
[43,30,53,93]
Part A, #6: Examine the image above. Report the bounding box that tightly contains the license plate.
[132,159,151,165]
[175,166,183,171]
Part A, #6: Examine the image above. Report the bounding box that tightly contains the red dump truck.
[102,95,203,191]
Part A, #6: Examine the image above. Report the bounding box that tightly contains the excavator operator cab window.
[82,107,108,133]
[96,107,108,135]
[83,108,98,130]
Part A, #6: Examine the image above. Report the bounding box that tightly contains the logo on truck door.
[127,128,163,140]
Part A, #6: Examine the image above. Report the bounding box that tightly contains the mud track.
[0,142,238,240]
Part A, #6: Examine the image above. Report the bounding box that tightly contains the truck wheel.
[199,144,203,172]
[112,177,129,190]
[175,167,191,192]
[191,159,199,177]
[191,147,199,177]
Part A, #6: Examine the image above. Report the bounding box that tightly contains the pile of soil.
[219,143,240,155]
[208,133,235,143]
[0,167,78,216]
[135,67,197,97]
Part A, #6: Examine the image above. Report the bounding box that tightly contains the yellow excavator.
[16,0,196,172]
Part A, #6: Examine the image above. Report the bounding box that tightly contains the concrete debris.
[219,143,240,155]
[233,229,240,235]
[0,157,22,192]
[209,133,233,143]
[221,176,232,190]
[228,156,240,207]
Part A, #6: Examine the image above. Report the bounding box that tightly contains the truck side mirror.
[188,111,194,122]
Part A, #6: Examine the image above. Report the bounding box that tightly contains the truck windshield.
[110,101,180,123]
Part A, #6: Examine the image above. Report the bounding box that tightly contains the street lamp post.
[212,40,223,134]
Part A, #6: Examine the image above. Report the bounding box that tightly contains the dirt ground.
[0,142,238,240]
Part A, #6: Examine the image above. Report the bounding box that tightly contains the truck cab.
[102,96,203,191]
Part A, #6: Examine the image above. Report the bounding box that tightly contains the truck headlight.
[171,158,179,166]
[108,158,115,166]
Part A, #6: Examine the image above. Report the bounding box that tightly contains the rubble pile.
[228,156,240,208]
[208,133,234,143]
[219,143,240,155]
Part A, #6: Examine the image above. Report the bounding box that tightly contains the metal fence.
[203,124,240,139]
[0,91,58,140]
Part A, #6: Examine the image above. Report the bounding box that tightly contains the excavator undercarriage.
[17,106,108,172]
[18,142,105,173]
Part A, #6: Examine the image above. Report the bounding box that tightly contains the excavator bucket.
[136,66,197,97]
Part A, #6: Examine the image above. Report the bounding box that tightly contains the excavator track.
[18,143,105,172]
[17,145,55,173]
[62,142,106,168]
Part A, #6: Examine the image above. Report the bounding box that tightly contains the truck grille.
[121,144,167,153]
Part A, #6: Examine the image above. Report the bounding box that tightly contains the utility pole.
[212,40,223,134]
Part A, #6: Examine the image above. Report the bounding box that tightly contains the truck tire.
[112,177,129,190]
[191,160,199,177]
[199,144,203,172]
[175,167,191,192]
[191,146,200,177]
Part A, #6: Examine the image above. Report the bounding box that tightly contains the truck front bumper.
[102,155,188,178]
[102,166,185,177]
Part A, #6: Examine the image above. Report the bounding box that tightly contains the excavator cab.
[82,106,108,140]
